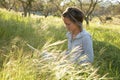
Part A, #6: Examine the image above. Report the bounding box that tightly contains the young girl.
[62,7,94,64]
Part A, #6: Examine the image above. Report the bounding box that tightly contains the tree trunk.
[23,8,27,17]
[28,1,32,17]
[85,16,89,25]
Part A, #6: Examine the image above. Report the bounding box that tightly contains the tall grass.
[0,43,108,80]
[0,9,120,79]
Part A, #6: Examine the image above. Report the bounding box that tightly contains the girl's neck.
[72,29,81,39]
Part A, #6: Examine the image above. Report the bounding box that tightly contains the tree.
[19,0,35,17]
[0,0,8,9]
[34,0,64,17]
[47,0,64,16]
[118,1,120,4]
[71,0,102,25]
[0,0,16,10]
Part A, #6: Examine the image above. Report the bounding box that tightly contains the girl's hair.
[62,7,85,29]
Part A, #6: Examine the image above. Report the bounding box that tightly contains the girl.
[62,7,94,64]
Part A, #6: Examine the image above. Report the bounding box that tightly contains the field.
[0,9,120,80]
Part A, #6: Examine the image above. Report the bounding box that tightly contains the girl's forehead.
[63,17,72,22]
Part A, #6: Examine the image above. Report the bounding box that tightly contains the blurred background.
[0,0,120,25]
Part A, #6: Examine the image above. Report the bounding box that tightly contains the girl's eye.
[67,23,71,26]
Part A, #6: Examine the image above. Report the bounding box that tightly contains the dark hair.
[62,7,85,29]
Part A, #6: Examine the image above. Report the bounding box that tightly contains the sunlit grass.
[0,41,108,80]
[0,9,120,79]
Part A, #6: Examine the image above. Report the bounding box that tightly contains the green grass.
[0,9,120,80]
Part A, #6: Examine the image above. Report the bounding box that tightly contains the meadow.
[0,9,120,80]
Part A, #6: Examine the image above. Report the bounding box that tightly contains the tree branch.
[86,0,93,16]
[78,0,83,10]
[87,0,98,17]
[118,1,120,4]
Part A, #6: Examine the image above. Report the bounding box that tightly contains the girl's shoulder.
[75,29,91,39]
[66,30,92,40]
[82,29,91,36]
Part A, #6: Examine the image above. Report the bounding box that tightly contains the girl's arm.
[82,35,94,63]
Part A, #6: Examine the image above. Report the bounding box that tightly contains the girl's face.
[63,17,80,33]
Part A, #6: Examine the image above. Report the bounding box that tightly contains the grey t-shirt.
[66,29,94,64]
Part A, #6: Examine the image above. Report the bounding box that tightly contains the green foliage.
[87,24,120,79]
[0,9,120,80]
